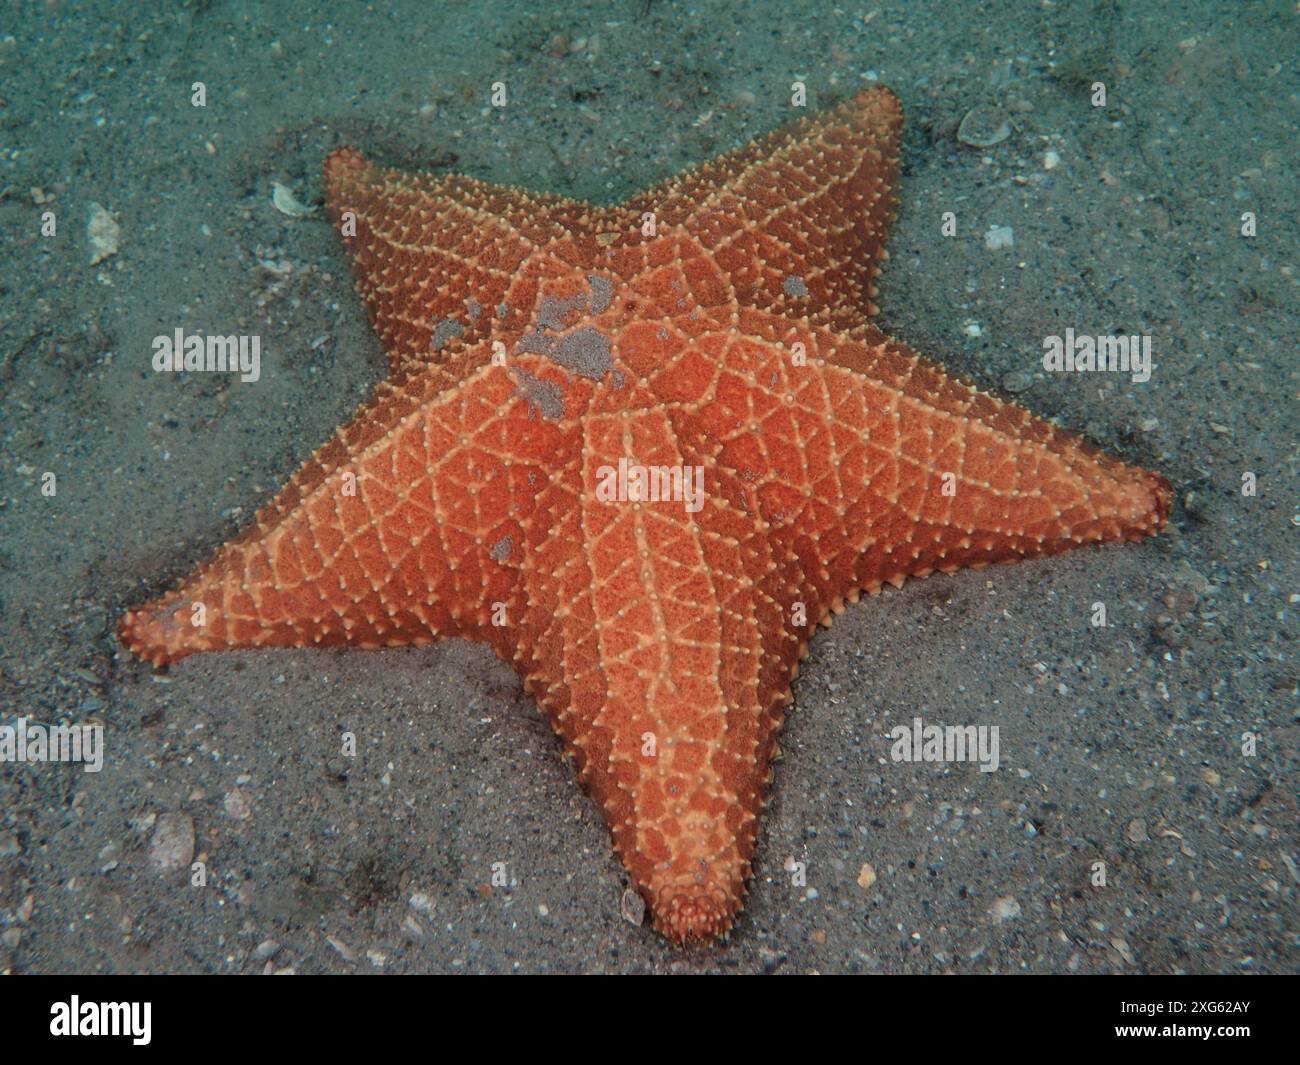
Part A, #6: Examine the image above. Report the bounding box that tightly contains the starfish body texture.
[120,89,1170,944]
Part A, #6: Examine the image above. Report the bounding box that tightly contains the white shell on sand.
[272,181,316,217]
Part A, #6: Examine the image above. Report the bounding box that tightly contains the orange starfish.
[119,88,1170,944]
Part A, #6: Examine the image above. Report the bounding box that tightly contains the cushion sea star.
[119,88,1170,944]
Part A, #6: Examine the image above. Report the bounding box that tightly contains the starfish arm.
[119,351,567,666]
[620,87,902,334]
[645,311,1170,623]
[817,321,1171,594]
[507,382,782,945]
[325,148,599,372]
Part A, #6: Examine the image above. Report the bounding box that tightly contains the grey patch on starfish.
[782,276,809,299]
[548,326,611,380]
[587,273,614,315]
[511,367,565,420]
[657,327,670,341]
[465,298,482,322]
[611,368,626,389]
[497,302,510,318]
[515,329,557,358]
[489,534,512,562]
[430,317,465,351]
[536,293,587,333]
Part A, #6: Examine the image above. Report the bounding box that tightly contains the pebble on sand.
[223,787,252,821]
[989,895,1022,923]
[86,202,120,265]
[253,940,281,960]
[1001,370,1035,393]
[147,812,195,874]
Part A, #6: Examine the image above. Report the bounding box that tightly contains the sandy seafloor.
[0,0,1295,975]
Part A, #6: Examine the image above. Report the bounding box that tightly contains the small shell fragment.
[87,202,120,264]
[1109,936,1137,965]
[984,225,1015,250]
[272,181,316,217]
[620,887,646,926]
[326,935,357,963]
[957,105,1011,148]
